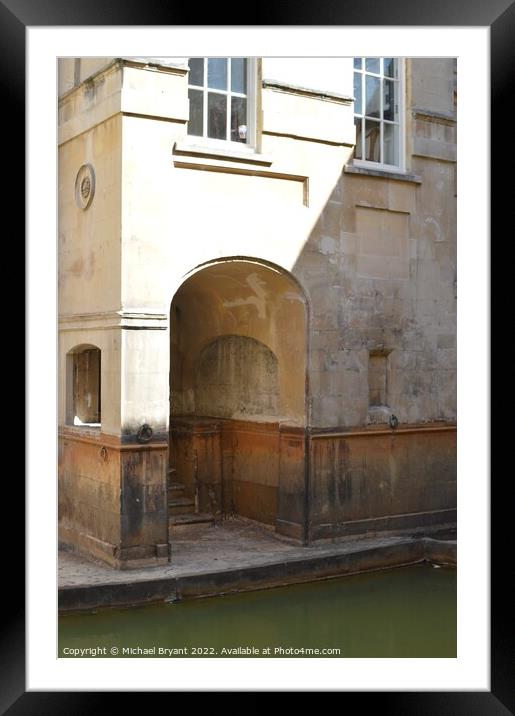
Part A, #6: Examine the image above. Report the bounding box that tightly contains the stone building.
[58,56,457,569]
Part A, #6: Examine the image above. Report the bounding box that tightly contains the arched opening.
[66,344,101,427]
[169,258,308,537]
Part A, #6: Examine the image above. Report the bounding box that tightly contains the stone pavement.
[60,518,406,587]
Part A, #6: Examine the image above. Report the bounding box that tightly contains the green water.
[59,564,456,658]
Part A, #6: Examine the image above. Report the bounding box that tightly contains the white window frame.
[187,57,257,153]
[352,57,406,173]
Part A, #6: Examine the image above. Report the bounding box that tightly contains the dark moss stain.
[337,472,353,504]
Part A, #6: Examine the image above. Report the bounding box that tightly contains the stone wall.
[58,431,121,567]
[294,58,456,429]
[59,430,169,569]
[58,57,456,566]
[309,426,456,539]
[195,335,279,419]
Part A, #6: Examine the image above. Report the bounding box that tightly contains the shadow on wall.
[288,148,457,538]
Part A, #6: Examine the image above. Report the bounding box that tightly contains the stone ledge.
[366,405,394,426]
[311,509,457,541]
[344,164,422,183]
[262,79,353,105]
[310,423,457,438]
[422,537,456,566]
[59,428,168,449]
[173,141,273,167]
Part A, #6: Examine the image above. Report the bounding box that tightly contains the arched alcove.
[169,258,308,535]
[195,335,279,419]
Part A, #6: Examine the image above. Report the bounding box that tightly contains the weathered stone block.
[437,334,455,349]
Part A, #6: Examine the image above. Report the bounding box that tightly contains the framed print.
[13,0,504,709]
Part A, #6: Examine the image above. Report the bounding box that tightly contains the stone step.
[169,512,215,527]
[167,482,186,499]
[168,496,196,515]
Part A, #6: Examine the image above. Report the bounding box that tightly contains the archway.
[168,258,308,539]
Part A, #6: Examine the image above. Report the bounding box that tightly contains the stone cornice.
[119,57,188,75]
[262,79,353,105]
[58,310,168,331]
[58,57,188,104]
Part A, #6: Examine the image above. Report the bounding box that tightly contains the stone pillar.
[276,425,307,541]
[118,320,170,567]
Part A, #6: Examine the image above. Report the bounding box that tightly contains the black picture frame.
[12,0,504,710]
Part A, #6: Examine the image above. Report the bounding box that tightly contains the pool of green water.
[59,564,456,658]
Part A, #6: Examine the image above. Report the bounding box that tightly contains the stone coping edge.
[59,537,456,614]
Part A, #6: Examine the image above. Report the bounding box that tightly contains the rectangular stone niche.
[369,352,387,407]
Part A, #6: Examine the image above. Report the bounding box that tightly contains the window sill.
[345,163,422,184]
[173,141,273,167]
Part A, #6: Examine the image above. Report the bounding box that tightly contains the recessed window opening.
[369,352,388,408]
[353,57,403,169]
[67,347,101,427]
[187,58,254,146]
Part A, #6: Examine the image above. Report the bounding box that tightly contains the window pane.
[188,89,203,136]
[365,75,380,118]
[208,58,227,91]
[353,72,362,115]
[231,58,247,94]
[188,58,203,86]
[365,119,380,162]
[383,58,396,78]
[353,58,362,69]
[383,79,397,121]
[231,96,247,143]
[365,58,380,74]
[208,92,227,139]
[383,123,399,165]
[354,117,362,160]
